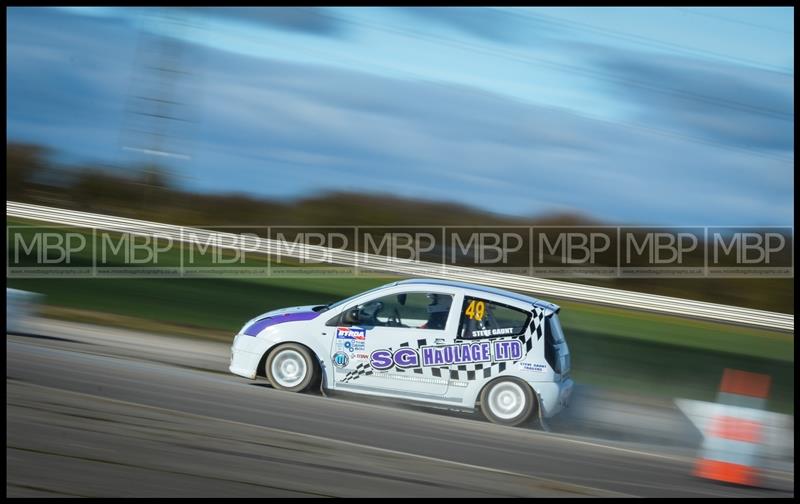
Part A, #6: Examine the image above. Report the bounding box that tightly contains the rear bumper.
[535,378,574,418]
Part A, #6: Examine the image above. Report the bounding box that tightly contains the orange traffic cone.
[693,369,771,486]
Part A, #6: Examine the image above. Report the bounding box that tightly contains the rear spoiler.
[532,300,560,316]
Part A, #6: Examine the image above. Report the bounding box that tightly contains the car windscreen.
[324,283,395,310]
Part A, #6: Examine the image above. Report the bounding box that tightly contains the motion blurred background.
[6,4,794,448]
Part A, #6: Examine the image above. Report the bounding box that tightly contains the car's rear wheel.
[266,343,317,392]
[480,378,535,426]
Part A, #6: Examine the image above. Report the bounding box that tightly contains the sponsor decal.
[370,339,523,370]
[343,340,366,353]
[519,362,547,373]
[471,327,516,338]
[353,353,370,361]
[464,299,486,320]
[493,339,523,361]
[394,347,419,368]
[336,327,366,340]
[421,342,491,366]
[332,351,349,369]
[370,349,394,370]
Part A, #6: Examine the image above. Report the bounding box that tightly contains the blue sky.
[6,7,794,225]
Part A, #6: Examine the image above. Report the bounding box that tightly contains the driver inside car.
[420,293,451,330]
[358,301,383,325]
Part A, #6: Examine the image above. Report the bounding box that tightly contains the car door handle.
[435,338,445,345]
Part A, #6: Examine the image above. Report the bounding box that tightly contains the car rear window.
[457,296,530,339]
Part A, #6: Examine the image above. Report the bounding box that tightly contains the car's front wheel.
[265,343,318,392]
[480,378,536,426]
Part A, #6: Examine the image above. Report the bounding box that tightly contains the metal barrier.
[6,201,794,332]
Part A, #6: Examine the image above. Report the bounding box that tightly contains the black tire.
[265,343,318,393]
[480,378,536,427]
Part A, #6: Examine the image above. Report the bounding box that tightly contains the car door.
[328,289,459,398]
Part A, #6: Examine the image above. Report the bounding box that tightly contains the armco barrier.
[6,201,793,332]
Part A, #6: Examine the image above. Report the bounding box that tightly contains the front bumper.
[229,333,262,379]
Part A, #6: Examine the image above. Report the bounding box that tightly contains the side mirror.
[343,307,360,324]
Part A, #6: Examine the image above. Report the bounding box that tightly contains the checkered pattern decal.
[340,306,547,384]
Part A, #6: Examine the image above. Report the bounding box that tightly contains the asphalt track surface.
[6,320,795,497]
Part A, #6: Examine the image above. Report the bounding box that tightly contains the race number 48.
[465,300,485,320]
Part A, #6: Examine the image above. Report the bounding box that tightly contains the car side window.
[457,297,531,339]
[332,291,454,330]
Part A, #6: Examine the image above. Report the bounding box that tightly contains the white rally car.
[230,278,573,426]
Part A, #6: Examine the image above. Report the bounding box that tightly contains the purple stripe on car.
[243,311,321,336]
